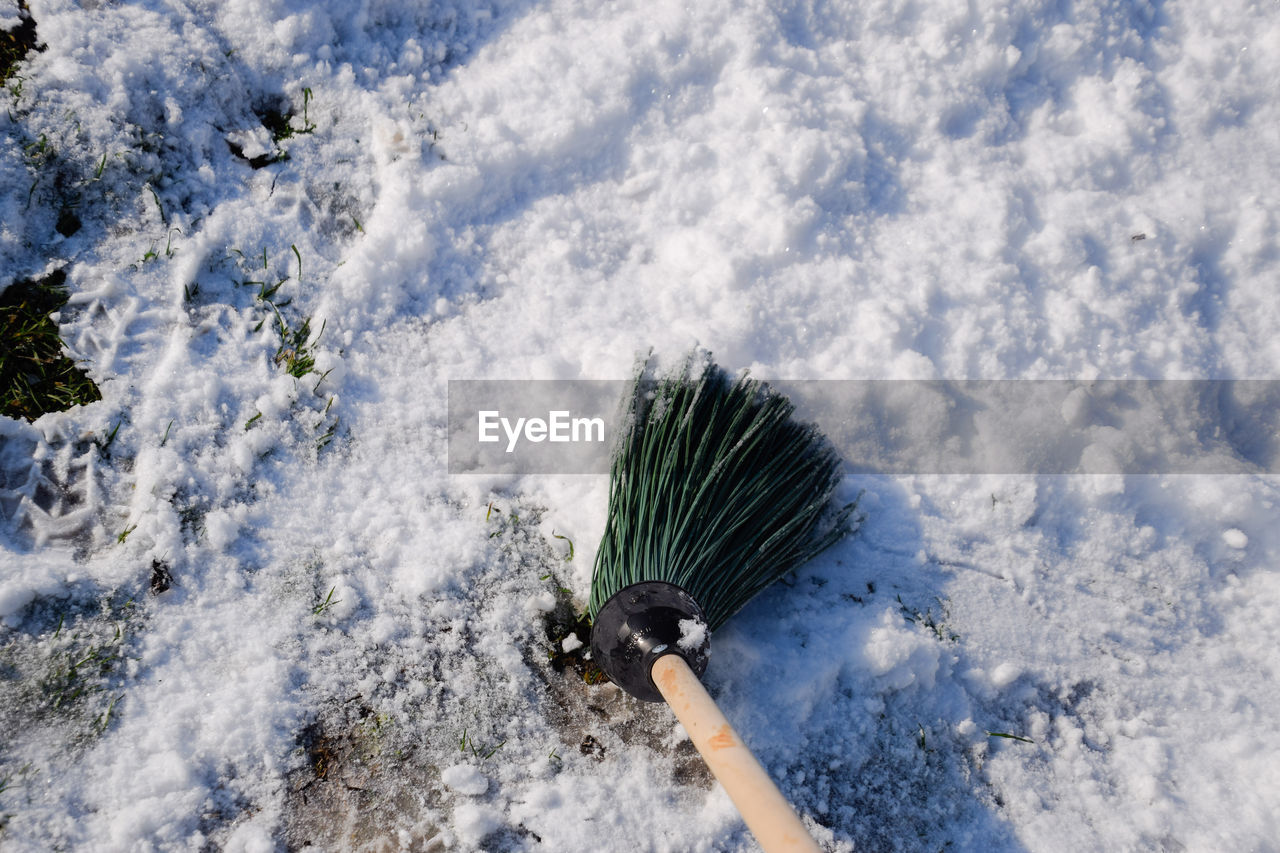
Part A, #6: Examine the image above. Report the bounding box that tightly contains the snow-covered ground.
[2,0,1279,850]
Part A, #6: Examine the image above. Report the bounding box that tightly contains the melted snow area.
[2,0,1279,851]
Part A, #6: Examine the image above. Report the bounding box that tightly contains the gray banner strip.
[448,380,1280,475]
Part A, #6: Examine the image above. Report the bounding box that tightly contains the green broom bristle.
[589,356,856,630]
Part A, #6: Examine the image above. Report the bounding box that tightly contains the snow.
[2,0,1279,851]
[856,607,942,691]
[1222,527,1248,549]
[677,617,707,653]
[451,802,503,848]
[0,2,20,32]
[443,764,491,797]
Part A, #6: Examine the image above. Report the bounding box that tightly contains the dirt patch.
[281,701,445,852]
[534,588,713,791]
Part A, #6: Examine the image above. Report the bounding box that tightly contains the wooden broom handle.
[650,654,821,853]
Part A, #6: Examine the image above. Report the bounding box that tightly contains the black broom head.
[587,354,856,698]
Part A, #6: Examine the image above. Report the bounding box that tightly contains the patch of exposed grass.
[1,270,102,421]
[261,87,316,143]
[458,727,505,761]
[312,586,340,617]
[220,245,340,450]
[1,2,41,85]
[0,595,137,741]
[0,596,142,837]
[38,622,123,716]
[230,89,317,169]
[273,310,322,379]
[543,601,606,686]
[898,593,959,643]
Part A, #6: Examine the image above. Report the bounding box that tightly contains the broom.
[589,356,855,853]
